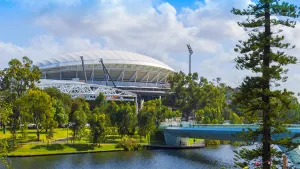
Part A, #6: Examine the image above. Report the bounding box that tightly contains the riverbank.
[3,143,124,157]
[7,145,238,169]
[145,144,205,150]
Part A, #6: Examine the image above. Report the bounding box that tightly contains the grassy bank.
[0,128,150,157]
[1,128,70,143]
[4,143,123,157]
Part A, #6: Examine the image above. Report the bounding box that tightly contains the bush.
[116,137,142,151]
[205,140,220,146]
[220,140,230,144]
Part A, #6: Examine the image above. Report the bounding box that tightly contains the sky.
[1,0,300,95]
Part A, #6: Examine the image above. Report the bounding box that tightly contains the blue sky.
[0,0,203,46]
[1,0,300,95]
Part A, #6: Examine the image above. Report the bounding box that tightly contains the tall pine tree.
[231,0,299,168]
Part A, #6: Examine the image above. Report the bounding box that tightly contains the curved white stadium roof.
[36,50,174,71]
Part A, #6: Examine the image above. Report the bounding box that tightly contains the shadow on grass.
[17,131,47,135]
[31,144,65,151]
[65,144,95,151]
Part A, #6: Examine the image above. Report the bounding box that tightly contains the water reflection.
[8,145,237,169]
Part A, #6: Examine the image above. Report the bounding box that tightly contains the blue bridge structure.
[158,122,300,168]
[159,122,300,146]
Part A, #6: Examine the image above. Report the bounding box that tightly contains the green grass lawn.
[0,127,148,156]
[188,138,204,145]
[0,128,72,142]
[6,143,122,156]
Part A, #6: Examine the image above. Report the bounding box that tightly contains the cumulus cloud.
[0,35,102,68]
[2,0,300,97]
[32,0,252,70]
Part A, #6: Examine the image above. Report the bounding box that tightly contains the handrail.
[159,122,300,129]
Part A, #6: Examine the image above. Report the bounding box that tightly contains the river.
[9,145,237,169]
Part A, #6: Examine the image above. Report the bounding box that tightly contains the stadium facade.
[36,50,175,104]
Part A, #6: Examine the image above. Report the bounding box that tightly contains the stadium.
[36,50,175,104]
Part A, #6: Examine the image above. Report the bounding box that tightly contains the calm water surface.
[9,145,237,169]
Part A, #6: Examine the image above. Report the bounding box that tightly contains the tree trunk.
[73,130,75,145]
[262,2,271,169]
[3,124,6,134]
[36,125,40,141]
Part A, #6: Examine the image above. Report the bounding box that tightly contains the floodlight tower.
[80,56,88,83]
[186,44,193,75]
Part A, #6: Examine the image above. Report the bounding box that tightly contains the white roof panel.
[36,50,175,71]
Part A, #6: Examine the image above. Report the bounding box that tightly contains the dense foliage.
[167,72,242,124]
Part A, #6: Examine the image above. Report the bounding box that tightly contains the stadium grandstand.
[36,49,175,105]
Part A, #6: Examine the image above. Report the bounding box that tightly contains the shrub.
[116,137,142,151]
[205,140,220,146]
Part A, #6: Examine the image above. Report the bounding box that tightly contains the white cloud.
[0,35,102,68]
[3,0,300,97]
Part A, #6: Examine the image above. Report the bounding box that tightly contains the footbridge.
[159,122,300,146]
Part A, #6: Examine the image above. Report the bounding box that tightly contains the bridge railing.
[160,122,300,129]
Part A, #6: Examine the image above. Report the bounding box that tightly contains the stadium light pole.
[186,44,193,75]
[80,56,88,83]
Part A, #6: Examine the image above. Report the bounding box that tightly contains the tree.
[0,139,13,169]
[167,72,202,120]
[19,89,55,141]
[137,102,157,140]
[53,99,69,127]
[70,98,89,142]
[90,107,107,146]
[44,87,72,117]
[167,73,230,122]
[0,57,41,98]
[106,101,119,127]
[0,102,12,134]
[231,1,299,168]
[0,57,41,139]
[95,93,107,109]
[111,103,137,137]
[71,109,87,142]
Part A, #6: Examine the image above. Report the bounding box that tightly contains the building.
[36,49,175,104]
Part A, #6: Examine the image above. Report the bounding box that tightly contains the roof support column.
[134,71,139,83]
[76,66,78,79]
[156,72,161,86]
[60,69,62,80]
[122,69,125,86]
[146,73,150,87]
[91,67,95,84]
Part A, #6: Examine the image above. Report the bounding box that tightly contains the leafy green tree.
[0,57,41,140]
[166,110,182,122]
[168,73,230,122]
[0,57,41,98]
[167,72,201,120]
[195,107,224,124]
[111,103,137,137]
[0,139,13,169]
[70,98,89,142]
[19,89,55,141]
[230,112,243,124]
[53,99,69,127]
[231,1,299,168]
[90,107,107,146]
[106,101,119,127]
[44,87,72,117]
[95,93,107,109]
[137,103,157,140]
[71,108,87,143]
[0,102,12,134]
